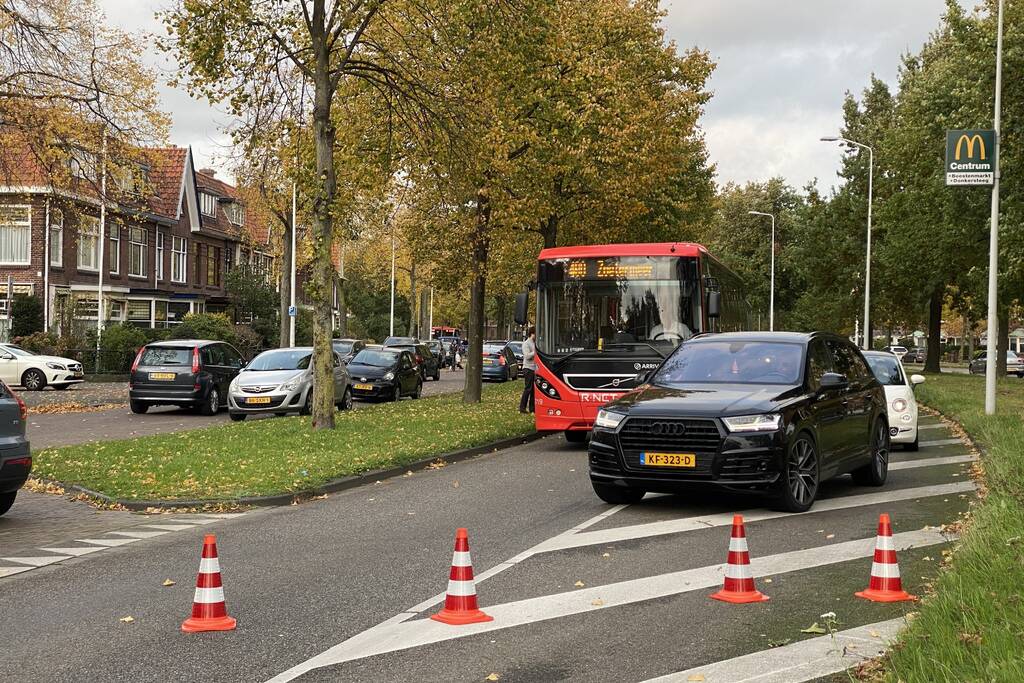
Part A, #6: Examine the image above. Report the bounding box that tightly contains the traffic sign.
[288,305,297,317]
[946,129,995,186]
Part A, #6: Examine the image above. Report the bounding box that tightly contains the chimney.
[199,168,216,178]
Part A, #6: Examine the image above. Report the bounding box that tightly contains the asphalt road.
[0,414,973,682]
[26,369,469,450]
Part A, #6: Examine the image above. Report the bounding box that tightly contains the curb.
[56,430,547,511]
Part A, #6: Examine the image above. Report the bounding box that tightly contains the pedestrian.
[519,326,536,414]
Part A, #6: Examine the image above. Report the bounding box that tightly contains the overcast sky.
[99,0,969,191]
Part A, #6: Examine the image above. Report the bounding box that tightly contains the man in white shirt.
[519,326,537,414]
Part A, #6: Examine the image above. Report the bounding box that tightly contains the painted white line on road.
[643,617,905,683]
[107,530,169,539]
[139,524,199,531]
[1,555,72,567]
[264,528,948,682]
[39,546,104,557]
[0,566,33,578]
[75,538,139,547]
[919,438,965,448]
[889,454,976,471]
[533,482,975,554]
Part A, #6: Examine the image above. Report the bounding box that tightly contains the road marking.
[643,617,905,682]
[39,546,104,556]
[139,524,200,531]
[889,454,976,470]
[918,423,949,431]
[919,438,965,447]
[75,538,139,547]
[0,566,33,578]
[532,482,975,554]
[1,555,72,567]
[264,528,949,681]
[107,530,169,539]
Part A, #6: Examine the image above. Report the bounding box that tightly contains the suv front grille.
[618,417,721,474]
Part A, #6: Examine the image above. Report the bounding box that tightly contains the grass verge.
[881,373,1024,681]
[32,381,534,501]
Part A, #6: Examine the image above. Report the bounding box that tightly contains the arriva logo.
[634,362,659,370]
[954,134,986,161]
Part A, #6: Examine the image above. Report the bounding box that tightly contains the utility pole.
[95,130,107,366]
[985,0,1004,415]
[389,231,396,337]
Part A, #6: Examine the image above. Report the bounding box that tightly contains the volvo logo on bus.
[649,421,686,436]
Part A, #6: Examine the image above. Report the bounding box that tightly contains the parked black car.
[588,332,889,513]
[481,343,519,382]
[386,342,441,381]
[0,381,30,517]
[332,338,367,364]
[348,348,423,401]
[129,340,245,415]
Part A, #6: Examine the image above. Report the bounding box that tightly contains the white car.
[863,350,924,451]
[0,343,84,391]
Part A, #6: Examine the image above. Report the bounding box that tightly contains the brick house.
[0,145,274,338]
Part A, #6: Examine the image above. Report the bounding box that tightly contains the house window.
[225,202,244,225]
[154,300,168,328]
[200,192,217,217]
[109,225,120,275]
[74,295,98,319]
[106,299,125,321]
[155,231,164,281]
[77,215,100,270]
[49,208,63,266]
[192,242,201,283]
[129,227,148,277]
[0,205,31,265]
[126,300,150,327]
[171,236,187,283]
[68,150,99,182]
[206,246,220,286]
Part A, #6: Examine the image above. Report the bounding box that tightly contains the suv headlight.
[595,409,626,429]
[46,362,67,370]
[722,414,782,433]
[383,371,395,381]
[279,377,303,392]
[891,398,908,413]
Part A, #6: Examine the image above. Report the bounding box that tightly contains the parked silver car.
[968,350,1024,378]
[227,347,353,421]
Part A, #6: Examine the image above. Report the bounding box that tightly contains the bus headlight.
[595,409,626,429]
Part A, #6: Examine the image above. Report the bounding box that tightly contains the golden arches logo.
[954,134,986,161]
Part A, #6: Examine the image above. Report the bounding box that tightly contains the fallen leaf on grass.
[162,579,175,587]
[800,622,827,634]
[574,580,585,587]
[119,616,135,623]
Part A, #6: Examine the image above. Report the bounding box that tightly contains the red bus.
[517,243,751,440]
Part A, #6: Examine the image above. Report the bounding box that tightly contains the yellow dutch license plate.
[149,372,175,381]
[483,359,493,365]
[354,383,374,390]
[246,397,272,405]
[640,452,696,468]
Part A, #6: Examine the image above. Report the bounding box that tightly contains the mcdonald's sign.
[946,129,995,186]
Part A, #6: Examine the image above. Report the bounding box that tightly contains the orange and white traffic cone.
[182,534,237,632]
[710,515,770,604]
[431,528,493,626]
[856,513,916,603]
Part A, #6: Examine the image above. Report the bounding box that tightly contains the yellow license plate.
[354,383,374,390]
[246,396,272,405]
[483,359,493,365]
[640,452,696,468]
[149,372,176,380]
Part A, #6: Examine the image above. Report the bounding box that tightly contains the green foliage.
[97,323,147,373]
[10,295,43,337]
[345,269,411,343]
[295,308,314,346]
[225,265,279,326]
[171,313,237,345]
[232,324,263,360]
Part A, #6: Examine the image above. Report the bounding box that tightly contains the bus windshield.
[536,256,701,357]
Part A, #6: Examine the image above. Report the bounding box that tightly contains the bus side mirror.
[707,290,721,319]
[514,291,529,326]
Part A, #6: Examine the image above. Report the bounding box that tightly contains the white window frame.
[0,205,32,266]
[155,231,165,281]
[200,192,217,217]
[171,235,187,283]
[77,215,100,271]
[128,226,148,278]
[108,225,120,275]
[49,208,63,267]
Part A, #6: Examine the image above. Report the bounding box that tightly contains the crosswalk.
[0,512,246,579]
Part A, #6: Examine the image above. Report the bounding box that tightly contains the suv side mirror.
[819,372,849,391]
[706,290,721,319]
[514,291,529,326]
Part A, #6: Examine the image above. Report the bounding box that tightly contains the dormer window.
[225,202,245,226]
[200,192,218,217]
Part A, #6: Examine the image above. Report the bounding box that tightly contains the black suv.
[385,342,441,381]
[129,340,245,415]
[589,332,888,512]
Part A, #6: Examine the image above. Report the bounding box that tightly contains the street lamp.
[747,210,775,331]
[984,0,1005,415]
[821,135,873,350]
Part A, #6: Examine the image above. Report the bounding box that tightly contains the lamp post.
[748,210,775,331]
[821,135,873,350]
[985,0,1004,415]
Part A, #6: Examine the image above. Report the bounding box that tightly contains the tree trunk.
[464,187,490,404]
[924,286,942,373]
[997,305,1009,377]
[279,216,292,348]
[967,314,975,361]
[407,260,417,337]
[419,287,430,340]
[337,276,348,337]
[495,297,506,340]
[960,312,969,364]
[309,34,337,430]
[541,214,558,249]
